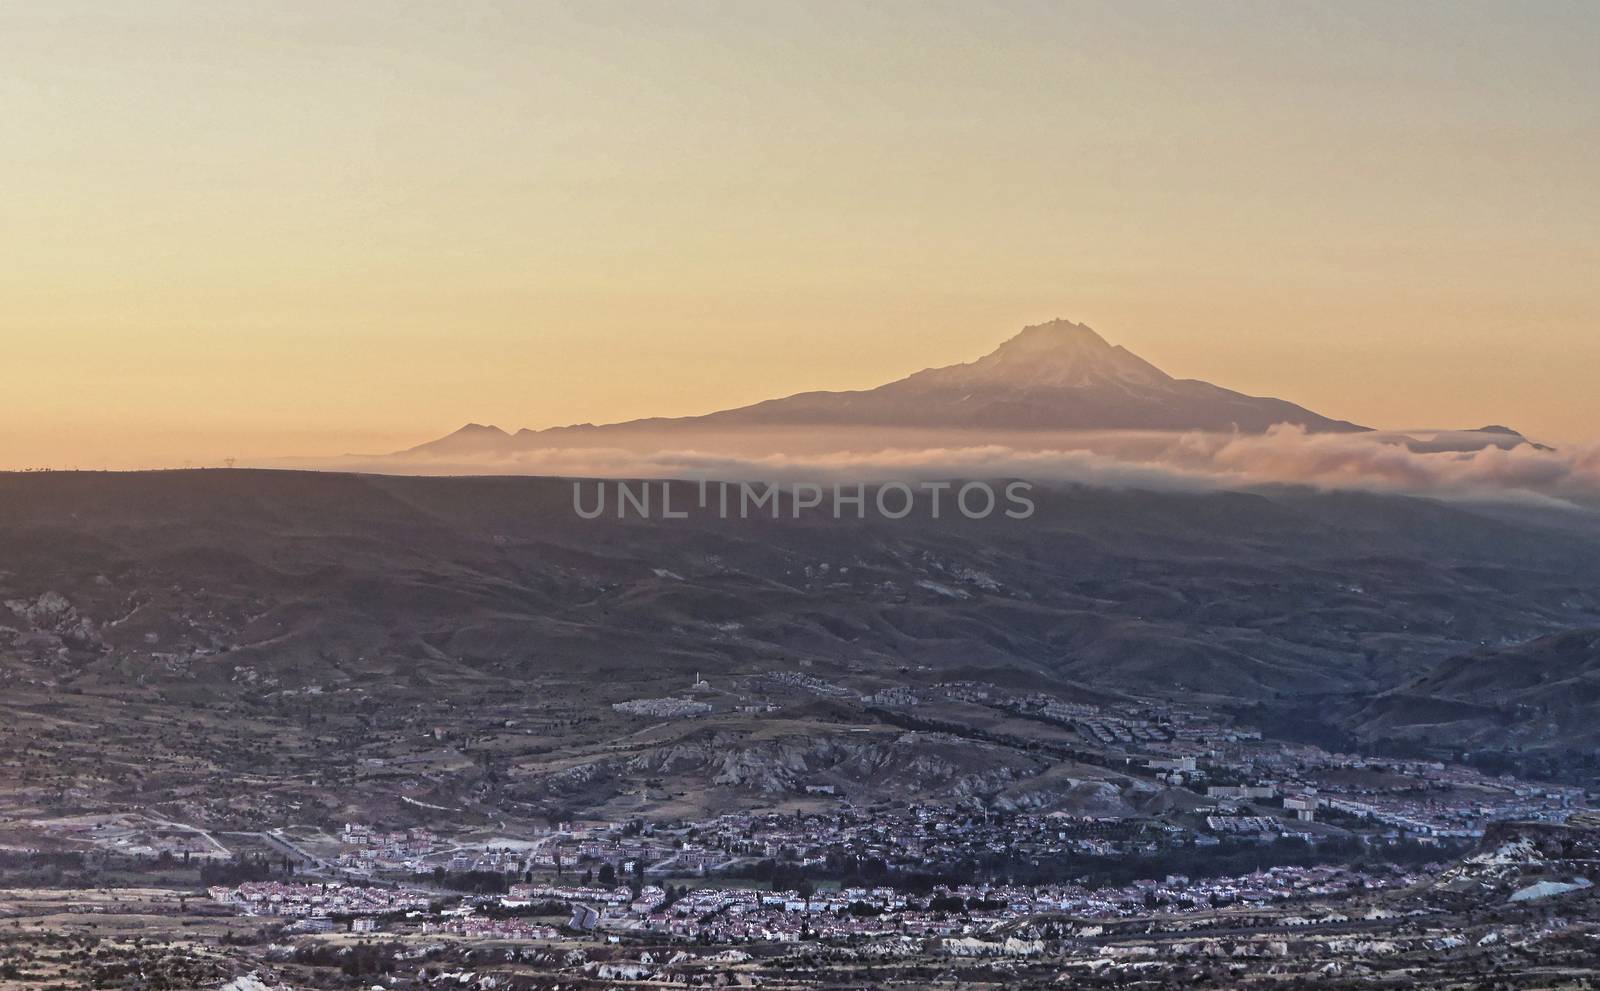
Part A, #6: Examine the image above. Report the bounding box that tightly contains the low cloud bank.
[276,426,1600,508]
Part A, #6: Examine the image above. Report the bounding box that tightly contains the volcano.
[401,319,1368,457]
[672,319,1369,434]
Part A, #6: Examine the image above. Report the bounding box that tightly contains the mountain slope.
[5,470,1600,820]
[4,471,1598,704]
[674,320,1368,434]
[1352,630,1600,750]
[399,422,512,457]
[395,320,1368,457]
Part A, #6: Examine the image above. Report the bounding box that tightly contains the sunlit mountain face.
[696,319,1368,433]
[403,320,1366,458]
[287,321,1597,511]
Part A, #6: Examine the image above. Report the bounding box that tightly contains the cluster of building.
[611,697,712,719]
[331,793,1511,896]
[335,822,446,874]
[208,880,430,918]
[1185,744,1584,836]
[1206,815,1284,836]
[419,917,562,941]
[211,864,1413,946]
[482,865,1411,944]
[304,694,1590,899]
[764,671,853,697]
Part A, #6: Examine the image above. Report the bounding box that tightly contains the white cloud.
[270,425,1600,509]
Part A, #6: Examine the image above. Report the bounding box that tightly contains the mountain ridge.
[394,319,1372,456]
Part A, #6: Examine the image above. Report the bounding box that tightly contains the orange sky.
[3,2,1598,469]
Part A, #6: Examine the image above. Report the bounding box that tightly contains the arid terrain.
[3,469,1599,826]
[3,469,1599,988]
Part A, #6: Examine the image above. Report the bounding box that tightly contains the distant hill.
[1352,630,1600,750]
[3,470,1597,705]
[4,470,1599,819]
[399,422,513,457]
[1393,425,1554,454]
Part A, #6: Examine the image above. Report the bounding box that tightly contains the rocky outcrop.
[3,590,104,655]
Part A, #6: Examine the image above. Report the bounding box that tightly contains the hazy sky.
[3,1,1597,468]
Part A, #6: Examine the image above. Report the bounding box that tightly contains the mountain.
[396,320,1368,457]
[1350,630,1600,751]
[5,470,1600,820]
[1396,425,1554,454]
[661,319,1370,434]
[399,422,511,457]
